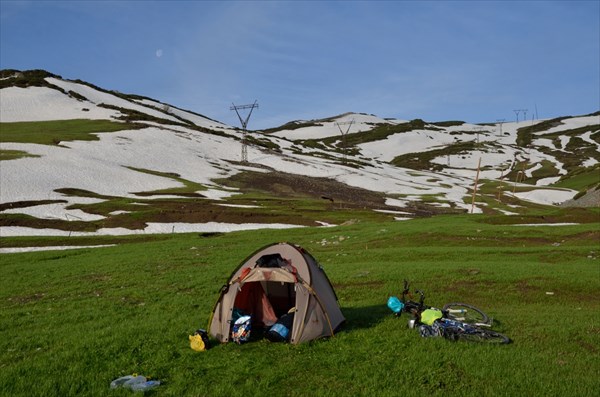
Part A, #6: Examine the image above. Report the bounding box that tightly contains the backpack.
[231,315,252,344]
[266,312,294,342]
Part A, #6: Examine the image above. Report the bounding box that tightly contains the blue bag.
[387,296,404,314]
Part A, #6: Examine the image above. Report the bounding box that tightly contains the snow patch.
[0,222,304,237]
[513,189,575,205]
[0,86,118,122]
[0,245,116,254]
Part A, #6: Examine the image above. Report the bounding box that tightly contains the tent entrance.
[234,281,297,329]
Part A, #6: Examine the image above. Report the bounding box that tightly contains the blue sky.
[1,0,599,129]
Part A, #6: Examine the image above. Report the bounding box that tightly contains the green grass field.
[0,119,143,146]
[1,212,599,396]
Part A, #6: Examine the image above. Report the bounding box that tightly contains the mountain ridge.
[1,69,598,236]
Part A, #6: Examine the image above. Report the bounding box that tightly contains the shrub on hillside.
[0,69,61,89]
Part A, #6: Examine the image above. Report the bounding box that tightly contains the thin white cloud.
[1,1,598,128]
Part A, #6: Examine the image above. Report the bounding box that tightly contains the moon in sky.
[156,49,163,58]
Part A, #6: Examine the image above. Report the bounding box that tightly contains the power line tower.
[335,119,354,164]
[473,126,483,146]
[514,109,528,123]
[230,100,258,163]
[496,119,505,137]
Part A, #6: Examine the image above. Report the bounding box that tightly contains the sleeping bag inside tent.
[209,242,345,344]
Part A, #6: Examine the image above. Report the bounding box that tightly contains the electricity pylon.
[230,100,259,163]
[496,119,505,136]
[513,109,528,123]
[335,119,354,164]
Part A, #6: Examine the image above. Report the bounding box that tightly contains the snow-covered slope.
[0,86,118,122]
[271,113,407,140]
[1,71,598,237]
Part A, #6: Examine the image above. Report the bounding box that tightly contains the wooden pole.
[471,157,482,214]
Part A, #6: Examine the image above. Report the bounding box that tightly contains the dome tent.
[209,242,345,344]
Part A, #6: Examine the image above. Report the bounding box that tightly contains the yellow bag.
[189,334,206,351]
[420,309,443,326]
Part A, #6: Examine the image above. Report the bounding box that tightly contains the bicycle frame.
[397,280,430,320]
[388,280,509,343]
[391,280,489,326]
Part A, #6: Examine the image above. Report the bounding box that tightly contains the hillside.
[1,69,599,237]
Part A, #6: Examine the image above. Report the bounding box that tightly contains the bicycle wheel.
[442,303,491,326]
[454,328,511,344]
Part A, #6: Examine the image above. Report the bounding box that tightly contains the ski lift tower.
[230,100,259,163]
[335,119,355,164]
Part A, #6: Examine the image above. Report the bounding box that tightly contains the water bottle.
[130,380,161,391]
[110,375,135,389]
[123,375,147,389]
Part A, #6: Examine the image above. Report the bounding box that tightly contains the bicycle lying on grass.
[387,280,510,344]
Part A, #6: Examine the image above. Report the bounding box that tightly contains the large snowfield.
[1,76,598,240]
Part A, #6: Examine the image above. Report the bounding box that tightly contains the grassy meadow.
[0,119,143,147]
[1,211,599,397]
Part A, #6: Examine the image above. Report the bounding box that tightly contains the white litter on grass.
[0,245,116,254]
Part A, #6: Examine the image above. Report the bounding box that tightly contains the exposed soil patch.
[222,170,390,209]
[578,340,598,354]
[7,292,45,305]
[0,215,99,232]
[562,230,600,242]
[457,268,482,276]
[515,279,544,294]
[100,199,320,226]
[0,198,320,232]
[0,199,68,211]
[79,273,112,282]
